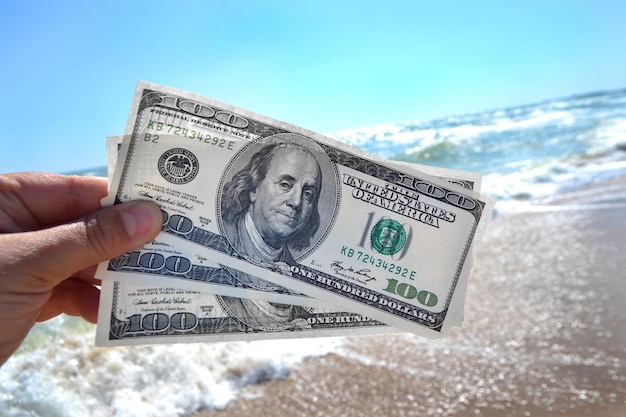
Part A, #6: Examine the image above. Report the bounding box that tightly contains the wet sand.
[191,180,626,417]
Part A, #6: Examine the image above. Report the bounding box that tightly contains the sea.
[1,88,625,417]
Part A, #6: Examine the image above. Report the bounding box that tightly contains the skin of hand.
[0,173,163,366]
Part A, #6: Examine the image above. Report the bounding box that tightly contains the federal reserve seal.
[158,148,199,184]
[370,218,407,256]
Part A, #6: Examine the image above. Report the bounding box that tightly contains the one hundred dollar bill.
[102,135,481,310]
[95,279,399,346]
[98,82,493,337]
[97,138,476,345]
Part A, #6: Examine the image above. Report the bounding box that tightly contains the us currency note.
[98,82,493,337]
[97,138,477,345]
[103,135,481,310]
[96,279,403,346]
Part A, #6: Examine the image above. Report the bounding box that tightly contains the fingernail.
[121,201,162,240]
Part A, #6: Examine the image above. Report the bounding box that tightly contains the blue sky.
[1,0,625,174]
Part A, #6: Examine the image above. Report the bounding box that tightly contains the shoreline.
[189,176,626,417]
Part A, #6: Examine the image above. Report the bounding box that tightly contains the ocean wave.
[0,316,343,417]
[331,88,626,207]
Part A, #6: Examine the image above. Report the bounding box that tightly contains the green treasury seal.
[370,218,407,256]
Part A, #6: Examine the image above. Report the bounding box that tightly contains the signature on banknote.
[330,260,377,283]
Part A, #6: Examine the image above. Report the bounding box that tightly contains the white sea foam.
[0,316,343,417]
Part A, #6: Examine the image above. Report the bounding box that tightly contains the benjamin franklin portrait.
[219,133,338,269]
[216,133,338,328]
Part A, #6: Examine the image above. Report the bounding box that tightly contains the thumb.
[6,200,163,291]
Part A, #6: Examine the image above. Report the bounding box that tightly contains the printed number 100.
[125,312,197,333]
[384,278,438,307]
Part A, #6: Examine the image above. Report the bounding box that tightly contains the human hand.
[0,173,162,366]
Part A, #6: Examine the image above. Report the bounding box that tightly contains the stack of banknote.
[95,82,493,346]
